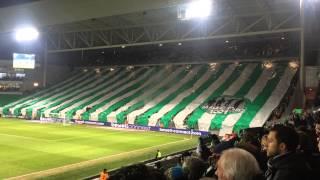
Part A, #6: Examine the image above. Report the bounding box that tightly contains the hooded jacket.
[265,152,311,180]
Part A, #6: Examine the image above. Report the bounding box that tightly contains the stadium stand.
[0,94,21,107]
[0,62,297,134]
[95,109,320,180]
[1,0,320,179]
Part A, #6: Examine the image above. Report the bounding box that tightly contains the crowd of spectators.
[74,39,297,67]
[103,109,320,180]
[0,74,24,92]
[0,86,20,92]
[210,41,294,61]
[0,76,24,81]
[268,73,298,124]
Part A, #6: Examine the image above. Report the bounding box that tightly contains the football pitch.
[0,118,197,180]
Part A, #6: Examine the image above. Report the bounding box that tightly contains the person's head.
[215,148,261,180]
[213,140,235,154]
[239,131,260,148]
[211,134,220,146]
[103,168,107,173]
[266,125,299,157]
[198,136,205,145]
[155,161,161,169]
[165,167,184,180]
[260,134,268,152]
[179,151,191,166]
[182,157,206,180]
[117,164,150,180]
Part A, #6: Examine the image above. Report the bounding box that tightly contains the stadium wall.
[39,117,208,136]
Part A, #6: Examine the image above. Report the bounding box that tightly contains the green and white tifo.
[0,62,297,134]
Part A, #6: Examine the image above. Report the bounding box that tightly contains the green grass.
[0,118,197,180]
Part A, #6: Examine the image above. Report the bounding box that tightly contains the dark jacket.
[265,152,311,180]
[236,142,268,172]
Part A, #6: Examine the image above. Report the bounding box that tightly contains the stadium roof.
[0,0,303,52]
[0,0,40,8]
[0,0,176,33]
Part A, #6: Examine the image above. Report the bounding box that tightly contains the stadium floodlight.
[263,61,273,69]
[178,42,182,46]
[33,82,39,87]
[209,63,217,71]
[15,27,39,42]
[126,66,134,71]
[185,65,191,70]
[289,61,299,69]
[225,40,229,43]
[185,0,212,20]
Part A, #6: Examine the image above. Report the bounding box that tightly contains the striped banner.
[0,63,296,136]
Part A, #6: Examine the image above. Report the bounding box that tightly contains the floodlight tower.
[14,26,47,88]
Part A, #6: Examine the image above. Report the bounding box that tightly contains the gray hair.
[218,148,261,180]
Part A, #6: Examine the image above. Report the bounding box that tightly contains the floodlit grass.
[0,118,197,179]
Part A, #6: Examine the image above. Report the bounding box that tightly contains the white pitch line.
[0,133,50,142]
[0,123,186,142]
[49,131,127,142]
[6,138,191,180]
[0,130,129,142]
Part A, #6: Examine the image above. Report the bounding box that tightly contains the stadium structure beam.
[272,13,299,30]
[240,15,266,33]
[47,28,300,53]
[46,8,301,53]
[46,9,296,34]
[46,10,300,53]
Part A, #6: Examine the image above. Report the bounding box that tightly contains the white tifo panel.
[10,71,91,115]
[59,69,126,118]
[72,69,145,119]
[88,68,155,121]
[198,64,256,131]
[42,69,118,118]
[127,66,202,124]
[249,68,296,128]
[218,68,273,136]
[107,67,185,123]
[148,67,212,126]
[19,70,96,117]
[173,65,236,129]
[90,68,167,121]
